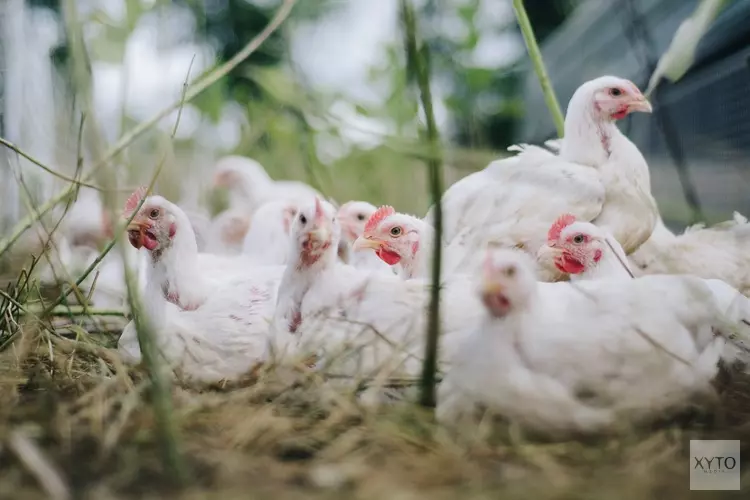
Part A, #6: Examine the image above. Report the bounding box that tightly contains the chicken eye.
[390,226,402,237]
[299,214,307,225]
[609,88,622,97]
[356,213,366,221]
[149,209,160,219]
[504,266,516,277]
[573,234,585,244]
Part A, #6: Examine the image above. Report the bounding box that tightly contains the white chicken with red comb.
[353,205,469,280]
[537,213,633,281]
[122,186,284,311]
[425,76,658,282]
[117,187,286,382]
[336,201,394,274]
[436,247,750,437]
[271,197,483,385]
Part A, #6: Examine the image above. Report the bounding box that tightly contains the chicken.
[537,214,633,281]
[337,201,394,274]
[204,208,252,255]
[241,199,300,265]
[271,197,483,383]
[437,248,736,437]
[629,213,750,296]
[212,155,321,214]
[353,205,468,280]
[117,270,279,384]
[425,76,658,282]
[123,187,282,311]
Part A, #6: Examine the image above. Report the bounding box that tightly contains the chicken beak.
[309,226,331,246]
[481,279,505,297]
[628,96,652,114]
[352,236,381,252]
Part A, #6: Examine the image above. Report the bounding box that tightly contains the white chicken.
[116,271,279,384]
[426,76,658,282]
[337,201,394,274]
[204,208,251,255]
[353,205,479,280]
[436,248,743,437]
[629,213,750,296]
[536,213,633,281]
[241,199,300,265]
[212,155,321,214]
[270,197,483,382]
[123,187,282,311]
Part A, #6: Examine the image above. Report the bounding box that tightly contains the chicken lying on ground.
[241,199,300,265]
[123,187,281,310]
[117,272,279,384]
[537,213,633,281]
[436,248,746,438]
[270,198,483,387]
[628,213,750,296]
[212,155,321,214]
[426,76,658,282]
[119,192,285,383]
[337,201,394,274]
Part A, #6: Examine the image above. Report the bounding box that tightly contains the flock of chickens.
[37,75,750,438]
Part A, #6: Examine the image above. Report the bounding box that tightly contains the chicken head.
[123,187,178,253]
[337,200,378,243]
[480,248,537,318]
[585,76,652,121]
[291,197,340,268]
[353,206,424,267]
[537,214,606,275]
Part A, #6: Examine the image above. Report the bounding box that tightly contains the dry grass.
[0,321,748,500]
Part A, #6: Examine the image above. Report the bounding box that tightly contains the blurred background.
[0,0,748,236]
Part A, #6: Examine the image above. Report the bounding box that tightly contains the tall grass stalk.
[0,0,298,259]
[512,0,565,138]
[400,0,443,408]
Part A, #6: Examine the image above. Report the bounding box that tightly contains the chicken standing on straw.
[436,248,748,437]
[426,76,658,282]
[118,189,285,384]
[629,213,750,296]
[271,197,483,385]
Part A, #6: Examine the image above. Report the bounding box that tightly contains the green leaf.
[191,77,226,123]
[646,0,727,96]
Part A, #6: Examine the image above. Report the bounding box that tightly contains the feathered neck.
[574,239,632,281]
[275,238,338,334]
[401,218,435,279]
[145,206,205,310]
[559,92,621,167]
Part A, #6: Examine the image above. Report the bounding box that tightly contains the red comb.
[547,213,577,243]
[123,186,148,218]
[364,205,395,234]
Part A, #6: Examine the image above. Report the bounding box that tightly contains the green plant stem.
[0,0,297,260]
[512,0,565,138]
[401,0,443,409]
